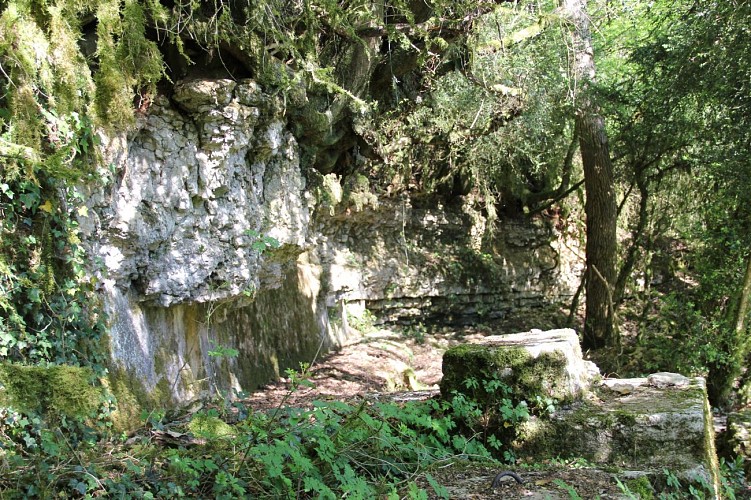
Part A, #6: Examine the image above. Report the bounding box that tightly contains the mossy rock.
[724,408,751,478]
[624,476,655,499]
[0,363,104,421]
[514,376,719,496]
[440,329,597,404]
[188,413,235,439]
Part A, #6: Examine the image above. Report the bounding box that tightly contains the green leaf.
[425,473,450,500]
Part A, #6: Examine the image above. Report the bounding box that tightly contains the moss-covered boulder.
[440,329,599,404]
[0,363,105,420]
[440,330,719,495]
[515,375,720,496]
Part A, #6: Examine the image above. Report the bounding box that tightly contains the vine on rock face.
[0,176,107,369]
[0,0,164,369]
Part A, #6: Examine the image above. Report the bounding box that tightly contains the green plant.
[0,179,108,370]
[244,230,281,254]
[553,479,584,499]
[2,364,537,497]
[205,343,240,404]
[451,374,530,462]
[208,345,240,359]
[401,322,427,344]
[348,308,378,334]
[649,468,716,500]
[719,456,745,500]
[616,476,653,500]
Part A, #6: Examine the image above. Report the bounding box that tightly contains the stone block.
[515,375,720,495]
[440,330,720,495]
[725,409,751,477]
[440,328,599,403]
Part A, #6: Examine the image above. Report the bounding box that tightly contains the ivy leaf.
[20,192,39,211]
[39,200,54,214]
[0,183,12,199]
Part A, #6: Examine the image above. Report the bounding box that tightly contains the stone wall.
[79,78,584,404]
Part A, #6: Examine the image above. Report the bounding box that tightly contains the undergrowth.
[1,365,747,497]
[0,369,529,498]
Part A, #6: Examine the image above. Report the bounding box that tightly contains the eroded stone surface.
[647,372,691,387]
[80,78,584,403]
[725,410,751,477]
[441,331,719,495]
[542,377,712,469]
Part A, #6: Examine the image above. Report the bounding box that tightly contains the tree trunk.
[564,0,619,349]
[729,253,751,406]
[733,253,751,335]
[614,175,649,306]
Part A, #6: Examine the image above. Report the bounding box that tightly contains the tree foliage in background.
[587,0,751,405]
[660,0,751,407]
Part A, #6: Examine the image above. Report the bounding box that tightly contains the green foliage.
[653,468,715,500]
[627,293,716,376]
[719,456,746,500]
[616,476,653,500]
[553,479,584,500]
[452,373,531,462]
[0,368,116,499]
[0,369,533,497]
[0,178,107,369]
[244,229,281,254]
[207,344,240,359]
[348,308,378,334]
[401,322,428,344]
[94,0,167,125]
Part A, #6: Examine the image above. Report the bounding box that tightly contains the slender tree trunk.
[614,175,649,305]
[730,253,751,406]
[733,253,751,334]
[564,0,619,349]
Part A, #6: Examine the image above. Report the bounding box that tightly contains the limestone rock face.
[79,78,584,404]
[86,80,307,307]
[315,202,582,325]
[82,80,323,404]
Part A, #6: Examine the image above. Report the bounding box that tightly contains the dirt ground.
[245,308,571,411]
[241,319,640,498]
[245,326,474,410]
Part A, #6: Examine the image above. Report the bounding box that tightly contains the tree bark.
[733,253,751,335]
[564,0,619,349]
[713,252,751,407]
